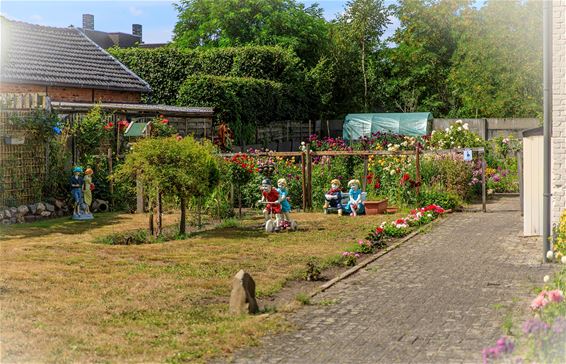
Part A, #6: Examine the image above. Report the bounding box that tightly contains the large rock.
[17,205,29,216]
[16,215,25,224]
[35,202,46,214]
[0,211,3,220]
[45,203,55,212]
[2,219,10,225]
[229,270,259,315]
[54,199,64,209]
[9,207,17,216]
[28,203,37,215]
[4,209,11,219]
[40,211,51,217]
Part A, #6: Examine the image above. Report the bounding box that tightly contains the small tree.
[227,153,255,218]
[115,136,220,235]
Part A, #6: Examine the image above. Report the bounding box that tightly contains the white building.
[553,2,566,226]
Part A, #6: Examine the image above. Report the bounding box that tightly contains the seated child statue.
[276,178,292,222]
[345,179,365,216]
[324,179,343,215]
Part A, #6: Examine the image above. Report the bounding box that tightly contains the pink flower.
[530,292,549,310]
[547,289,564,303]
[358,239,364,245]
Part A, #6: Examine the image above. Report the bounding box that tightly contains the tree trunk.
[180,196,186,235]
[157,191,163,236]
[238,187,242,219]
[148,200,154,236]
[361,39,368,112]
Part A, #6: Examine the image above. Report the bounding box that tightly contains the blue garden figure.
[277,178,292,222]
[70,166,93,220]
[324,179,343,215]
[345,179,365,216]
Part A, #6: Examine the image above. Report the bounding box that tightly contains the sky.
[0,0,399,44]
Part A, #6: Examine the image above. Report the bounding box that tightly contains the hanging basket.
[4,136,25,145]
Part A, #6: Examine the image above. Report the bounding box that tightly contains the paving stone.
[222,197,556,364]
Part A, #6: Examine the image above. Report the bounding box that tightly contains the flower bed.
[339,204,445,266]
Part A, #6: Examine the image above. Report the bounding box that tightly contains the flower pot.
[364,199,388,215]
[385,206,399,214]
[4,136,25,145]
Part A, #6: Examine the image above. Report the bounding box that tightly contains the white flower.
[432,130,436,135]
[543,275,550,283]
[546,250,554,260]
[389,169,396,175]
[463,124,469,130]
[456,120,463,124]
[458,126,462,131]
[562,256,566,264]
[445,127,450,132]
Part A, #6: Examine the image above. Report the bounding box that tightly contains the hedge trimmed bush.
[178,75,287,143]
[109,46,303,105]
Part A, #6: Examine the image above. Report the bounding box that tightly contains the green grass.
[295,292,311,305]
[1,210,393,363]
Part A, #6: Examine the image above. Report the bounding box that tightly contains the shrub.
[109,46,303,105]
[418,188,462,211]
[96,229,149,245]
[554,210,566,256]
[429,120,485,149]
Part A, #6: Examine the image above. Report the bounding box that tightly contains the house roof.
[0,17,151,93]
[51,101,214,117]
[82,28,141,49]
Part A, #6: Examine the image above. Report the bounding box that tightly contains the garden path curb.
[308,215,449,299]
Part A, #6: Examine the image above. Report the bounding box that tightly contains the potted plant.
[363,191,388,215]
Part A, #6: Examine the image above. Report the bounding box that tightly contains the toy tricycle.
[259,201,298,233]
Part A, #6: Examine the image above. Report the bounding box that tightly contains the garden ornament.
[70,166,93,221]
[324,179,343,215]
[83,168,94,214]
[276,178,296,228]
[258,178,297,233]
[345,179,365,216]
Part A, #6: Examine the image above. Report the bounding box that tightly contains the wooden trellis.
[0,93,50,207]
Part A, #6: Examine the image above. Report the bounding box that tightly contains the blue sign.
[463,149,473,161]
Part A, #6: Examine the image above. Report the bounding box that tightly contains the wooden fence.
[220,147,487,213]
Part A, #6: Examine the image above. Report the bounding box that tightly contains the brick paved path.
[224,197,554,364]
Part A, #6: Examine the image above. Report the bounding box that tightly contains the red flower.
[103,122,114,130]
[400,173,411,186]
[395,218,406,225]
[374,181,381,189]
[366,173,374,183]
[117,120,129,130]
[410,209,417,215]
[161,119,169,124]
[375,227,384,234]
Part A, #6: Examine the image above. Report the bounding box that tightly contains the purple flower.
[491,174,501,182]
[522,318,549,335]
[552,317,566,334]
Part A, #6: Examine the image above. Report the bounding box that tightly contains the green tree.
[382,0,472,116]
[173,0,330,66]
[448,0,542,118]
[114,136,220,235]
[338,0,392,112]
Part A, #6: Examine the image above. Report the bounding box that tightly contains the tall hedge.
[177,75,286,143]
[109,46,304,105]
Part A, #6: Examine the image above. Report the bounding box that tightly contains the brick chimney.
[82,14,94,30]
[132,24,142,41]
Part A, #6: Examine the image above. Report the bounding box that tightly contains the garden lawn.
[0,211,390,363]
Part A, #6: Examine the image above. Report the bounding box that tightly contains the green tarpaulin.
[343,112,433,140]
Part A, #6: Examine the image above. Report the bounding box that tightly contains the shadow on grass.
[0,212,129,240]
[186,226,267,240]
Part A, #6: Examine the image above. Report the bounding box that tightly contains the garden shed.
[522,126,543,236]
[343,112,433,140]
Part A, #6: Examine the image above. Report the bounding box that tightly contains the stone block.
[229,270,259,315]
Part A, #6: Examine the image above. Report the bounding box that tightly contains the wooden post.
[481,151,487,213]
[415,143,421,197]
[308,119,312,137]
[301,152,306,211]
[326,120,330,138]
[306,147,312,210]
[107,148,113,208]
[148,199,154,236]
[362,156,368,192]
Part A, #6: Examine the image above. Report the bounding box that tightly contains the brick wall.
[553,1,566,225]
[0,83,141,103]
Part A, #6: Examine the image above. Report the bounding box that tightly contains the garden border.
[308,215,449,299]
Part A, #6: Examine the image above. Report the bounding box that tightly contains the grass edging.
[308,216,448,299]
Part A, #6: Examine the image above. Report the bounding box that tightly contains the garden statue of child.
[345,179,365,216]
[276,178,292,222]
[83,168,94,214]
[70,166,84,216]
[259,178,282,228]
[324,179,343,215]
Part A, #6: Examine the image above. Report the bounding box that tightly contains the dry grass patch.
[0,211,389,363]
